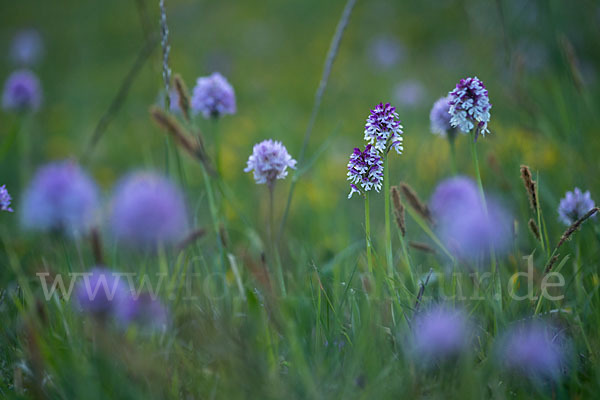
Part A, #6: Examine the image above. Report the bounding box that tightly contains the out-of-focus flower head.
[363,102,404,154]
[115,292,168,332]
[411,305,471,363]
[244,139,297,187]
[2,69,42,113]
[430,96,457,139]
[448,76,491,136]
[10,29,44,66]
[191,72,236,119]
[393,80,425,108]
[430,176,480,224]
[499,322,568,382]
[368,35,405,69]
[347,144,384,199]
[558,187,595,226]
[430,176,511,261]
[110,172,188,248]
[75,267,130,317]
[21,160,99,236]
[0,185,13,212]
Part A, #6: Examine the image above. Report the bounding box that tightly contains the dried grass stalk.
[528,219,541,241]
[520,165,537,211]
[173,74,190,121]
[399,182,431,223]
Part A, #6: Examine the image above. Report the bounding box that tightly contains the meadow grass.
[2,0,600,399]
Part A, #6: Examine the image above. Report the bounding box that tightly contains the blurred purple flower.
[2,69,42,113]
[364,102,404,154]
[430,176,511,261]
[75,267,130,316]
[347,144,383,199]
[368,36,405,69]
[244,139,296,187]
[429,96,457,139]
[0,185,13,212]
[191,72,236,119]
[21,160,99,236]
[558,187,595,226]
[393,80,425,108]
[110,172,188,248]
[430,176,480,224]
[115,292,168,332]
[412,306,471,362]
[10,29,44,66]
[500,322,567,381]
[448,76,491,136]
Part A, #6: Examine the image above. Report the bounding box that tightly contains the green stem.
[383,157,393,278]
[535,172,546,254]
[0,118,22,162]
[396,229,415,291]
[534,244,561,314]
[405,206,454,261]
[575,237,582,302]
[212,118,221,175]
[365,193,373,275]
[18,115,31,187]
[201,165,226,277]
[469,130,486,210]
[448,136,457,175]
[470,129,501,311]
[269,184,286,296]
[188,114,228,289]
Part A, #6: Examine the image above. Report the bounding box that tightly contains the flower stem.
[396,228,415,291]
[269,184,286,296]
[448,136,457,176]
[470,129,501,310]
[212,118,221,175]
[383,157,393,279]
[365,192,373,275]
[469,129,486,209]
[575,237,582,303]
[201,164,226,277]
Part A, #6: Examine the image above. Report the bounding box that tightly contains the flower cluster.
[394,80,425,108]
[2,69,42,112]
[363,102,404,154]
[191,72,236,119]
[369,36,405,69]
[429,96,456,138]
[430,176,511,261]
[558,187,595,225]
[0,185,13,212]
[21,160,99,236]
[75,267,129,316]
[75,267,167,331]
[499,322,567,381]
[411,306,471,364]
[110,172,188,248]
[10,29,44,66]
[244,139,297,187]
[115,292,168,332]
[346,144,384,198]
[448,76,491,136]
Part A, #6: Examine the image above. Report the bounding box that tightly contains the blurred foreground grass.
[2,0,600,398]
